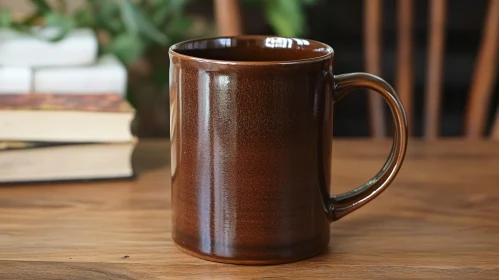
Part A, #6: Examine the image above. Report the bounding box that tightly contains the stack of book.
[0,28,136,184]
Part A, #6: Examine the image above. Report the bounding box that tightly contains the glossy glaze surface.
[170,36,333,264]
[171,36,332,62]
[169,36,407,264]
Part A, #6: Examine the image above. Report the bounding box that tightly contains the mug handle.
[325,73,408,221]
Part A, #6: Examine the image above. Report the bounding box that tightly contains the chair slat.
[396,0,414,134]
[492,107,499,139]
[464,0,499,139]
[364,0,386,138]
[424,0,446,140]
[214,0,243,36]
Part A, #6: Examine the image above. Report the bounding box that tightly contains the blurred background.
[1,0,498,138]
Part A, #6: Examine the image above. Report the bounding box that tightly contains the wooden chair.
[365,0,499,139]
[214,0,243,36]
[214,0,499,139]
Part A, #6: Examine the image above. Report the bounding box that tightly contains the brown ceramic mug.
[169,36,408,265]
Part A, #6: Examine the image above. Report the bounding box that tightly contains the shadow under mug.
[169,36,408,265]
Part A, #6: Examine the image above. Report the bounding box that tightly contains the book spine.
[0,93,134,112]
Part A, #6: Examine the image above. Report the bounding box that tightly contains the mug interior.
[170,36,333,62]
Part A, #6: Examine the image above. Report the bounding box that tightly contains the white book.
[0,110,135,143]
[0,143,135,184]
[0,67,32,94]
[34,55,127,95]
[0,28,98,67]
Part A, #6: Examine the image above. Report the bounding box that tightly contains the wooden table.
[1,140,498,279]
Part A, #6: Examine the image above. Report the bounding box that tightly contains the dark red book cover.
[0,93,134,112]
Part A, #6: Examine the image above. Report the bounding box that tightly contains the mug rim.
[169,35,334,65]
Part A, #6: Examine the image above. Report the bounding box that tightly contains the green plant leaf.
[151,1,170,25]
[165,16,192,35]
[135,13,169,44]
[0,9,11,27]
[29,0,52,14]
[107,33,147,65]
[151,0,168,6]
[156,0,188,13]
[119,0,168,45]
[119,0,140,33]
[73,4,96,27]
[93,0,120,20]
[44,12,75,41]
[151,0,191,27]
[10,21,32,34]
[265,0,304,37]
[77,0,122,35]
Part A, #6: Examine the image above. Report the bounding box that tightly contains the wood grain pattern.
[1,140,498,279]
[214,0,243,36]
[424,0,446,140]
[465,0,499,139]
[396,0,414,134]
[364,0,386,139]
